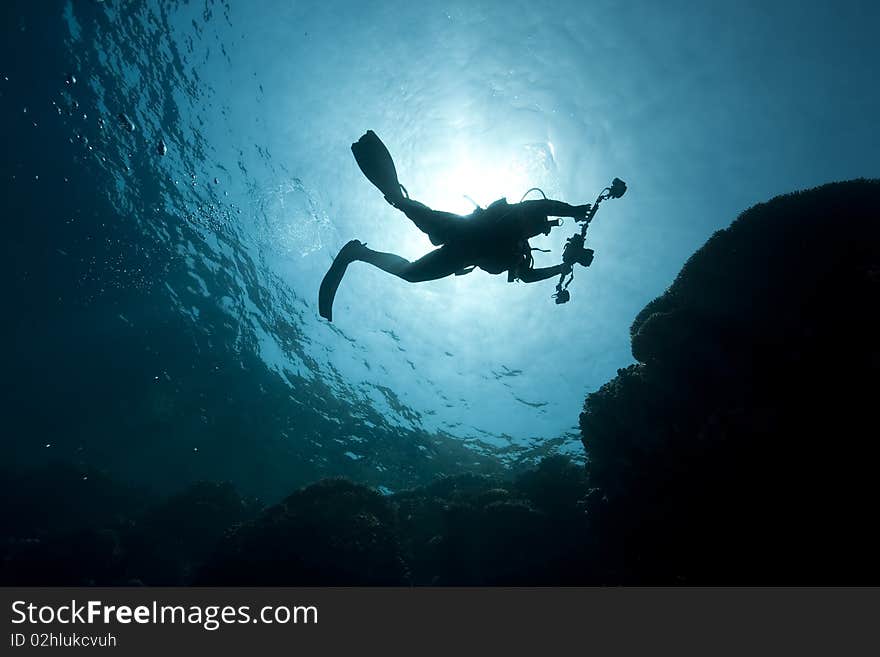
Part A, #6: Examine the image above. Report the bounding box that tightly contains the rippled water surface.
[4,0,878,498]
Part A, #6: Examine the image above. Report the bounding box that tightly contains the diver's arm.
[520,199,591,219]
[517,263,568,283]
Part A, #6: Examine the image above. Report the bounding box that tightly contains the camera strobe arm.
[553,178,627,305]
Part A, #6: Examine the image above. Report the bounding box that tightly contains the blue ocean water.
[3,0,878,499]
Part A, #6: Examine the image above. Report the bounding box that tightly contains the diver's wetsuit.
[318,130,592,320]
[318,195,590,320]
[362,195,591,283]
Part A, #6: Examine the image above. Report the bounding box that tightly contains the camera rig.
[552,177,627,304]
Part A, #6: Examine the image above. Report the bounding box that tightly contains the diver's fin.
[318,240,364,322]
[351,130,404,203]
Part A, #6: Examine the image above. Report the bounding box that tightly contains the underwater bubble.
[118,113,135,132]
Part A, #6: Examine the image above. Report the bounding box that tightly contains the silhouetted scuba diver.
[319,131,623,321]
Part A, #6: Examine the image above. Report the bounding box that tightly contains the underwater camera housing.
[553,288,571,304]
[562,233,595,268]
[553,177,627,305]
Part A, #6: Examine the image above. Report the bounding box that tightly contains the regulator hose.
[519,187,547,202]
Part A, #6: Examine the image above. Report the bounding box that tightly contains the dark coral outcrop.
[580,179,880,583]
[198,479,408,585]
[1,458,591,586]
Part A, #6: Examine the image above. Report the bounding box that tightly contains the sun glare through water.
[387,136,566,327]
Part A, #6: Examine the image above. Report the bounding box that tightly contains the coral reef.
[580,180,880,582]
[0,458,590,585]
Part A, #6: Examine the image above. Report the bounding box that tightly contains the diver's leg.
[390,198,467,246]
[319,240,366,321]
[355,247,410,277]
[357,244,465,282]
[320,241,467,320]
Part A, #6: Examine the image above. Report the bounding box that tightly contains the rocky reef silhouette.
[1,458,589,585]
[581,179,880,583]
[3,180,877,585]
